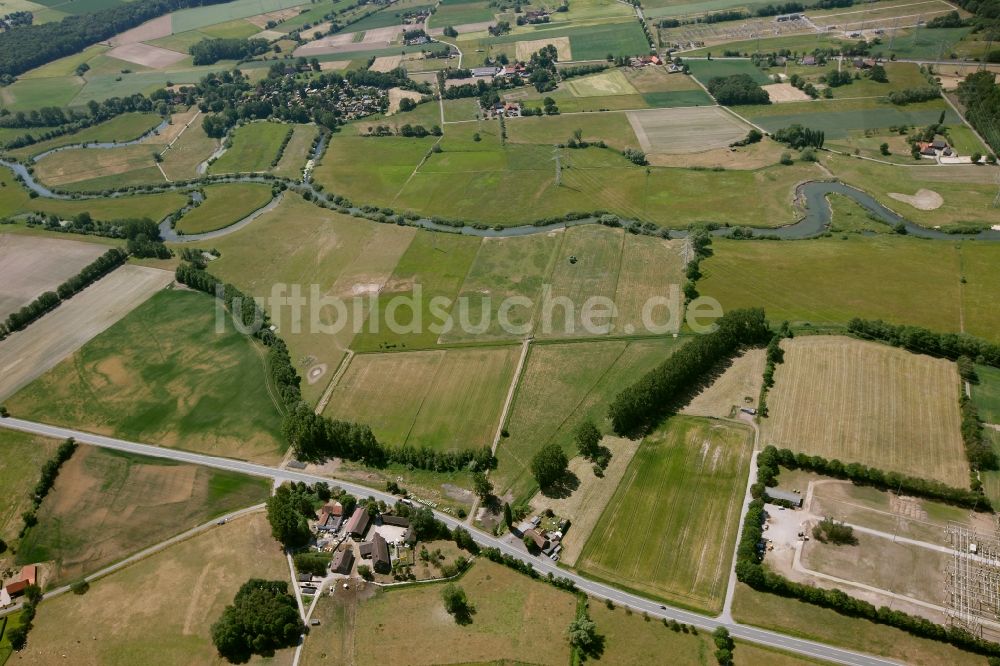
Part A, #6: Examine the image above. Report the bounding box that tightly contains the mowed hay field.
[13,512,291,666]
[578,416,752,614]
[300,559,577,666]
[324,346,520,450]
[0,430,59,545]
[960,242,1000,342]
[208,121,290,174]
[626,107,751,154]
[698,236,965,332]
[495,337,683,502]
[763,336,968,486]
[0,233,107,318]
[174,182,274,234]
[273,123,317,179]
[7,289,287,464]
[15,445,270,585]
[32,144,164,189]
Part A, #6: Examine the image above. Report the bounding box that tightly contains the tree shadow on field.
[540,469,579,499]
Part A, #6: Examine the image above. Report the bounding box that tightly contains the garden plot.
[626,106,749,154]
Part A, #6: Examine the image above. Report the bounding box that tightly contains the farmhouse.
[766,488,804,507]
[345,507,371,539]
[800,56,817,66]
[331,547,354,574]
[360,532,392,573]
[3,564,37,598]
[316,502,344,532]
[525,528,549,551]
[380,514,410,528]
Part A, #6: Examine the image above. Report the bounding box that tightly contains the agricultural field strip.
[0,416,903,666]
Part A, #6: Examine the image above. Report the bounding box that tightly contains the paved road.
[0,417,901,665]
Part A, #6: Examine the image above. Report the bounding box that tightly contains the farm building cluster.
[514,514,570,561]
[0,564,37,608]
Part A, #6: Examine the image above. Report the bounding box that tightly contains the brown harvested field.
[370,55,402,72]
[626,107,750,154]
[801,532,950,610]
[612,233,686,335]
[33,144,163,187]
[14,443,270,584]
[516,36,571,61]
[388,87,423,113]
[106,42,187,69]
[300,21,332,39]
[763,82,813,103]
[107,15,173,46]
[319,59,351,71]
[647,138,786,169]
[301,559,576,666]
[529,435,641,566]
[624,67,703,93]
[763,336,968,486]
[0,233,108,319]
[0,265,172,401]
[246,7,300,28]
[361,25,402,44]
[682,349,766,419]
[144,106,202,146]
[12,512,291,666]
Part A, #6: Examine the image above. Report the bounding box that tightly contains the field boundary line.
[491,338,532,452]
[399,350,447,447]
[315,350,355,416]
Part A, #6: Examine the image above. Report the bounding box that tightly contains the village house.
[800,55,817,66]
[360,532,392,574]
[3,564,37,599]
[331,547,354,574]
[316,501,344,532]
[345,507,371,539]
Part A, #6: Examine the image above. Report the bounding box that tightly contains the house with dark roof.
[345,507,371,539]
[381,514,410,528]
[765,487,803,507]
[370,533,391,574]
[525,529,549,551]
[332,548,354,574]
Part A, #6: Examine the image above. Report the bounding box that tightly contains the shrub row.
[479,547,578,593]
[846,318,1000,367]
[269,125,296,168]
[19,438,77,538]
[608,308,772,435]
[961,394,997,478]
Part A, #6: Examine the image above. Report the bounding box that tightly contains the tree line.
[0,248,127,339]
[772,124,825,149]
[706,74,771,106]
[846,318,1000,367]
[24,214,170,258]
[1,94,163,150]
[0,0,232,78]
[957,71,1000,154]
[608,308,772,435]
[753,445,992,511]
[17,437,77,539]
[281,402,496,473]
[190,37,270,66]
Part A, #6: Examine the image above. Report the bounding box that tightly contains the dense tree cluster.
[706,74,770,105]
[211,579,304,663]
[0,0,231,78]
[846,318,1000,367]
[961,394,997,474]
[530,442,569,489]
[927,10,966,27]
[5,583,42,651]
[957,71,1000,153]
[887,86,941,105]
[292,551,332,577]
[559,63,610,80]
[772,124,825,149]
[266,482,320,548]
[608,309,771,435]
[282,402,495,473]
[712,627,735,665]
[812,517,857,545]
[190,37,270,66]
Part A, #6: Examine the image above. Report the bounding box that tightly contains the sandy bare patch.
[253,29,286,42]
[682,349,766,418]
[627,106,749,155]
[107,43,187,69]
[370,55,403,73]
[388,87,422,113]
[319,60,351,71]
[246,7,300,29]
[107,15,172,46]
[362,25,403,44]
[889,188,943,211]
[0,265,172,401]
[763,82,812,103]
[427,20,496,36]
[294,32,378,56]
[301,21,332,40]
[515,36,571,61]
[529,436,641,566]
[0,234,108,319]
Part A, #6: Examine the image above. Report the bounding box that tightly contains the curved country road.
[0,416,900,665]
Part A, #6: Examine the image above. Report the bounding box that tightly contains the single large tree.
[575,419,602,459]
[211,579,303,663]
[531,442,568,489]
